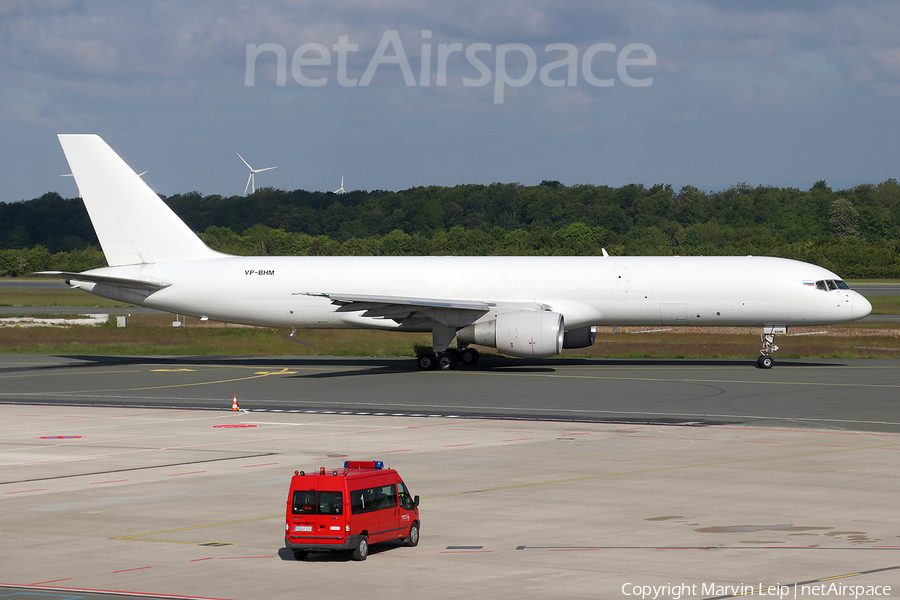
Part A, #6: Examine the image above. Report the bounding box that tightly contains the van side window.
[397,482,415,510]
[375,484,397,510]
[351,488,377,515]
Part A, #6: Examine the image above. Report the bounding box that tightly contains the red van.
[284,460,420,561]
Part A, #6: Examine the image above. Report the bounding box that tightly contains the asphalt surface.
[852,283,900,296]
[3,354,900,599]
[3,396,900,599]
[2,355,900,432]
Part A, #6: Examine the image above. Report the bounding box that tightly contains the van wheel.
[352,535,369,561]
[404,521,419,547]
[292,549,308,561]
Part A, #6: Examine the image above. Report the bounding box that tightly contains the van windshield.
[398,481,416,510]
[292,490,343,515]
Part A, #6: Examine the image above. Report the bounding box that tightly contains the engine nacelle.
[563,325,597,349]
[457,311,564,358]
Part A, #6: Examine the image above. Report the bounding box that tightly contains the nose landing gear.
[756,326,784,369]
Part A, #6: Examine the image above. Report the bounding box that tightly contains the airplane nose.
[851,292,872,321]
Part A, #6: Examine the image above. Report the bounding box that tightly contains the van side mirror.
[414,495,419,506]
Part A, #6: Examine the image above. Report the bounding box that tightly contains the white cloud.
[0,0,898,201]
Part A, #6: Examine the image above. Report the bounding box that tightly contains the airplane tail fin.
[57,134,218,267]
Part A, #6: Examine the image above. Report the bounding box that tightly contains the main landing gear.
[417,347,480,371]
[756,327,782,369]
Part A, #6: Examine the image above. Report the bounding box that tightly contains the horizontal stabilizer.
[38,271,171,292]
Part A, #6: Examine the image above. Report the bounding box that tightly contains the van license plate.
[294,525,312,532]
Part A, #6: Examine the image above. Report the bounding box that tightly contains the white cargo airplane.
[43,134,872,370]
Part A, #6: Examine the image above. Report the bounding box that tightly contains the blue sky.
[2,1,899,202]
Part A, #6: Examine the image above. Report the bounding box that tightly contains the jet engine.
[562,325,597,349]
[457,310,564,358]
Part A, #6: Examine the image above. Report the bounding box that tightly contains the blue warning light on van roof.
[344,460,384,470]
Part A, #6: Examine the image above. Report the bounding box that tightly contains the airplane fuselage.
[71,254,870,331]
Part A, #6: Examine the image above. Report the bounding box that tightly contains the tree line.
[2,179,899,278]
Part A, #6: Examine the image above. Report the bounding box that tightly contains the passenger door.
[315,489,344,540]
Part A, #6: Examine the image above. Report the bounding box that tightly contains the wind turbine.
[334,175,346,194]
[237,152,276,194]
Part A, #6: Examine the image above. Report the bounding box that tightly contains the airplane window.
[835,280,850,289]
[816,281,827,291]
[826,280,837,291]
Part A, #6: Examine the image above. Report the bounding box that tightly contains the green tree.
[829,197,861,239]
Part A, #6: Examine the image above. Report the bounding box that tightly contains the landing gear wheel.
[292,549,308,560]
[352,535,369,561]
[459,347,480,366]
[417,354,437,371]
[757,355,774,369]
[437,351,458,370]
[404,521,420,547]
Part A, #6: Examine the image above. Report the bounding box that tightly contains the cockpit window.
[813,279,850,291]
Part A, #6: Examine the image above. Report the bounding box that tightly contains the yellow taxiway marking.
[0,369,145,381]
[114,515,277,545]
[7,366,302,395]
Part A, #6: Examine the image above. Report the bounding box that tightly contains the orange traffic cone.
[232,395,240,411]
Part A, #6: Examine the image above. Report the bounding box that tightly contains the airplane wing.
[37,271,171,292]
[302,292,543,329]
[306,292,490,312]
